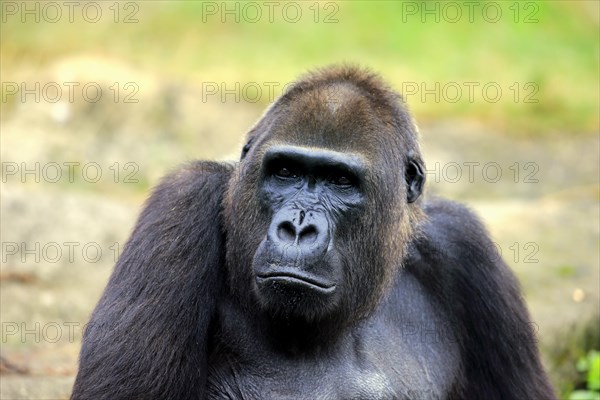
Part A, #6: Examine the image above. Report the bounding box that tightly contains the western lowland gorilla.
[71,65,556,399]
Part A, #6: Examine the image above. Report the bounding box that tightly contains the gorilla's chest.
[207,274,460,399]
[207,336,452,400]
[207,353,397,399]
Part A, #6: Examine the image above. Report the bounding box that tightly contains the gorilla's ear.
[241,137,255,160]
[406,159,425,203]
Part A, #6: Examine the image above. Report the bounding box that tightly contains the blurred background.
[1,1,598,398]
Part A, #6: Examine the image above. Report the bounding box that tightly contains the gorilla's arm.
[408,199,556,400]
[71,161,232,400]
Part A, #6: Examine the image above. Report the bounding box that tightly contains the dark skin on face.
[253,145,366,320]
[71,66,556,400]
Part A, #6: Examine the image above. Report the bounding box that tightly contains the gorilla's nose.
[268,209,329,256]
[277,220,318,245]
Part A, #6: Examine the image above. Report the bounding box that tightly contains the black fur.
[72,162,231,398]
[408,200,554,398]
[72,66,555,400]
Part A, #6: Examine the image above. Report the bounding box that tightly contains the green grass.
[1,0,598,134]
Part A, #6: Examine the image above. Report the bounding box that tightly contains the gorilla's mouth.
[256,271,336,292]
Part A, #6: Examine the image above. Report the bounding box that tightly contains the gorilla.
[71,66,556,399]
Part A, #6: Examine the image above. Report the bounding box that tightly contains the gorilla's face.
[251,145,366,320]
[224,80,424,325]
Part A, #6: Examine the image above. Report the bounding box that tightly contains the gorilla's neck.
[217,294,351,356]
[263,313,352,355]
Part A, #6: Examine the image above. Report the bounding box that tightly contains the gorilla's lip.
[256,271,336,291]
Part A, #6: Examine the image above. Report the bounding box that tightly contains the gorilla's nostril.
[298,225,318,245]
[277,222,296,243]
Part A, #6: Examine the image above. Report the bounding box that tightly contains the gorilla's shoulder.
[422,197,486,235]
[404,197,507,312]
[134,161,235,230]
[408,197,494,266]
[157,161,233,189]
[147,161,234,203]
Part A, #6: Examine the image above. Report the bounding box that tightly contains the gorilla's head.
[224,66,425,327]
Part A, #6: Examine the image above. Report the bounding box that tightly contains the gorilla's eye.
[329,174,353,187]
[275,167,297,179]
[336,176,351,186]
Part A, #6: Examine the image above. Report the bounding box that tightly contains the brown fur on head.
[224,65,426,326]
